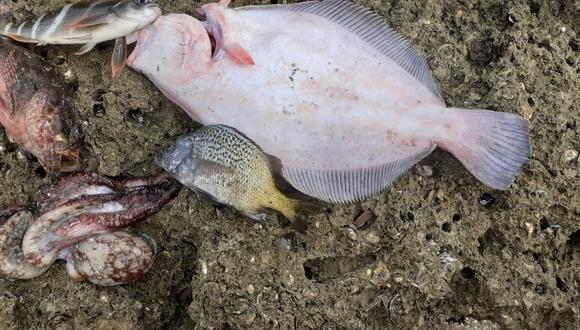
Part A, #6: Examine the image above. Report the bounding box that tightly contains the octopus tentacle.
[0,172,179,285]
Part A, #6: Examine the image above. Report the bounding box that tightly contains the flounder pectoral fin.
[225,43,255,66]
[74,42,97,55]
[237,0,445,104]
[282,145,436,204]
[111,37,127,78]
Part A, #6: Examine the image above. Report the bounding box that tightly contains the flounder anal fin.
[282,145,436,204]
[238,0,444,103]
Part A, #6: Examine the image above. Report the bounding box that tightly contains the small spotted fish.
[0,0,161,77]
[156,125,318,229]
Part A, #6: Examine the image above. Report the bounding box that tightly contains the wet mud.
[0,0,578,329]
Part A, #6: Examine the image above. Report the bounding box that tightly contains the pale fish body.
[0,0,161,76]
[129,0,530,203]
[156,125,313,224]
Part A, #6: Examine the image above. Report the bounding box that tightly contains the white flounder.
[128,0,530,203]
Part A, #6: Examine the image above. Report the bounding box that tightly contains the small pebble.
[16,150,27,161]
[479,193,495,207]
[525,222,534,237]
[63,69,74,81]
[421,165,434,176]
[346,228,358,241]
[93,104,106,117]
[242,313,256,326]
[277,237,291,251]
[562,149,578,163]
[438,251,457,264]
[281,270,294,287]
[246,284,255,295]
[365,232,381,244]
[521,105,535,120]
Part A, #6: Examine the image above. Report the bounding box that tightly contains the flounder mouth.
[127,14,216,67]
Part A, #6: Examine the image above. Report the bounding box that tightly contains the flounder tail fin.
[440,108,530,190]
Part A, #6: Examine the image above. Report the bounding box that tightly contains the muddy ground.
[0,0,578,329]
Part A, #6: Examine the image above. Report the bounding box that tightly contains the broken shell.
[562,149,578,163]
[353,210,376,230]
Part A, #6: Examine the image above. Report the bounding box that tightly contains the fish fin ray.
[4,33,36,43]
[238,0,443,103]
[225,43,255,65]
[111,36,127,78]
[65,10,112,30]
[282,145,436,204]
[440,108,530,190]
[74,42,97,55]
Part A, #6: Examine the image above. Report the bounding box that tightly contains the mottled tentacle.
[23,173,179,269]
[64,231,155,286]
[0,211,49,279]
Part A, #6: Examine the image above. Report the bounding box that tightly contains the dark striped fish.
[0,0,161,77]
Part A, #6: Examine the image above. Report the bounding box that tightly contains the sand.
[0,0,578,329]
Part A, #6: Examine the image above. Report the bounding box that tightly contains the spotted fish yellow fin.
[238,0,444,104]
[266,154,323,203]
[282,145,436,204]
[265,154,325,224]
[111,36,127,78]
[75,42,97,55]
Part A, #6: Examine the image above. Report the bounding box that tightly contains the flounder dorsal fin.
[238,0,444,104]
